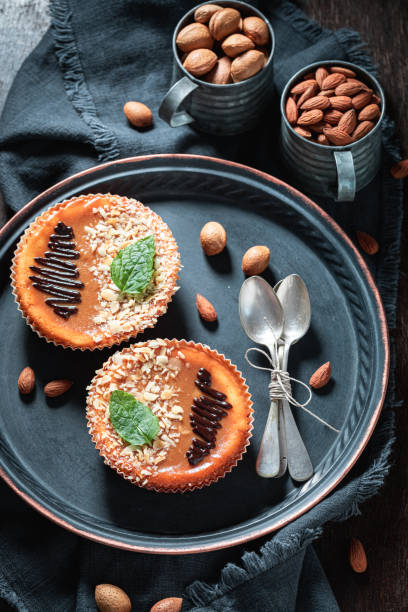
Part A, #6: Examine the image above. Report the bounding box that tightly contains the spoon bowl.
[276,274,311,346]
[275,273,314,482]
[239,276,284,347]
[239,275,285,478]
[274,279,282,293]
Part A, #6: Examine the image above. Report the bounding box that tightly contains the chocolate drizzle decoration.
[186,367,232,466]
[29,221,83,318]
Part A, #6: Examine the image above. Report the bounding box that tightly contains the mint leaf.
[110,235,155,295]
[109,389,159,446]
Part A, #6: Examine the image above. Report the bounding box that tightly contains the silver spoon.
[239,276,284,478]
[273,279,288,478]
[275,274,314,482]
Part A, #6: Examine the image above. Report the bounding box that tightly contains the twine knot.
[245,343,339,433]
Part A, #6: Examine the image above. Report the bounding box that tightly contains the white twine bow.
[245,341,340,433]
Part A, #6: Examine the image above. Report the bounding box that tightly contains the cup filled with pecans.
[159,1,275,135]
[280,60,385,201]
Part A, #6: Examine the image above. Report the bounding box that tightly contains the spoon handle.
[283,401,314,482]
[281,343,314,482]
[276,344,288,478]
[275,403,288,478]
[256,399,280,478]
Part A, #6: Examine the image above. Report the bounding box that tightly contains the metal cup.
[159,1,275,136]
[280,60,385,201]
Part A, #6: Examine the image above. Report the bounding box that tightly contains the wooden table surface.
[0,1,407,610]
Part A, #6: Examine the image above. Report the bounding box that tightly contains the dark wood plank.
[295,1,408,610]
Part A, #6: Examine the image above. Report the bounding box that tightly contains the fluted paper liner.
[10,194,181,350]
[86,339,254,493]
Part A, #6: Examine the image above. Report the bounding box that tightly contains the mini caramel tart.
[86,339,253,492]
[11,194,180,349]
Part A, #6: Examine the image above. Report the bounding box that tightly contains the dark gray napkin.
[0,1,403,611]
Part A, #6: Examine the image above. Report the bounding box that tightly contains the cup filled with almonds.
[159,1,274,135]
[280,60,385,201]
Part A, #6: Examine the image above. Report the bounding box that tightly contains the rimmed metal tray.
[0,154,388,553]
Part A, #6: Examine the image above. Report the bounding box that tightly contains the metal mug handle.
[159,76,198,127]
[333,150,356,201]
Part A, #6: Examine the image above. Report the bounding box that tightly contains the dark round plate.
[0,155,388,553]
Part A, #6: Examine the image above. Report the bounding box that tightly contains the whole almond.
[183,49,217,76]
[352,90,373,110]
[335,81,366,96]
[318,89,335,97]
[310,362,331,389]
[242,245,270,275]
[390,159,408,179]
[196,294,217,322]
[123,101,153,128]
[242,16,269,46]
[372,93,381,105]
[346,78,370,92]
[176,23,213,53]
[95,584,131,612]
[221,33,254,58]
[317,133,329,145]
[300,95,330,111]
[150,597,183,612]
[200,221,227,255]
[204,55,232,84]
[231,50,264,82]
[338,109,357,134]
[296,85,317,109]
[315,66,328,89]
[297,109,324,126]
[349,538,367,574]
[329,96,352,111]
[194,4,222,24]
[44,379,73,398]
[18,367,35,395]
[329,66,356,78]
[352,120,374,141]
[358,103,380,121]
[321,72,346,90]
[303,72,315,81]
[286,96,298,125]
[209,7,241,41]
[309,121,325,134]
[323,127,352,146]
[291,79,318,95]
[294,126,312,139]
[323,109,343,125]
[356,231,379,255]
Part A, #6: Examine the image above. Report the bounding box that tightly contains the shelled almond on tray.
[176,5,270,83]
[285,65,382,145]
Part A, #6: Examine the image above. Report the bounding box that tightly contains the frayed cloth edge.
[49,0,120,162]
[271,0,325,42]
[0,578,29,612]
[185,527,322,607]
[338,411,395,521]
